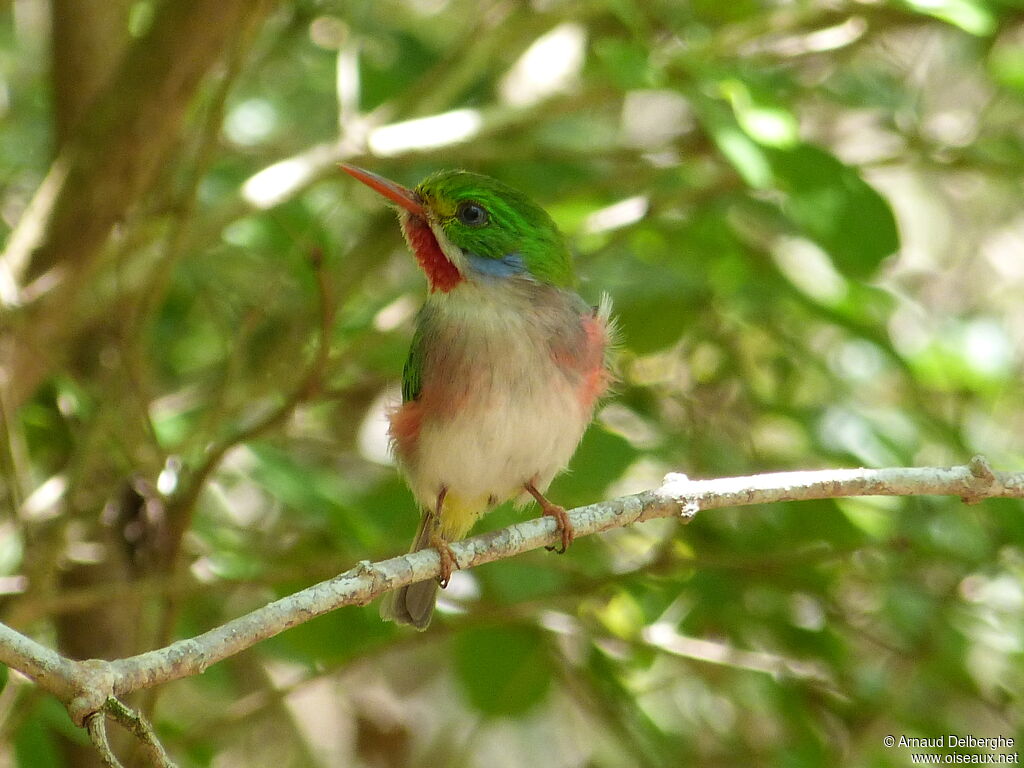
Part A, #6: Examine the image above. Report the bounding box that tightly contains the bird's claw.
[524,482,575,555]
[542,502,574,554]
[430,533,459,588]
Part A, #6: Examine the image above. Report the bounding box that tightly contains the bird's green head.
[342,165,574,292]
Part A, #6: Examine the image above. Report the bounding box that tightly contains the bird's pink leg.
[525,482,574,554]
[429,486,459,587]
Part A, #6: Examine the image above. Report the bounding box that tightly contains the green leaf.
[246,443,376,547]
[603,257,706,354]
[693,94,774,187]
[15,696,86,768]
[593,37,656,90]
[454,624,552,717]
[16,715,66,768]
[692,0,762,23]
[710,122,774,189]
[901,0,997,36]
[766,143,899,278]
[989,42,1024,91]
[721,79,799,148]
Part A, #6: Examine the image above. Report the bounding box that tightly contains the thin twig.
[84,698,178,768]
[86,711,124,768]
[105,698,177,768]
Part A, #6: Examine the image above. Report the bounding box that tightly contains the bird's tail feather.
[380,516,437,630]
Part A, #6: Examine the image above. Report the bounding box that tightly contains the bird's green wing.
[401,322,426,403]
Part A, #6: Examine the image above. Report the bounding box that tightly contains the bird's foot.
[429,530,459,588]
[525,483,575,554]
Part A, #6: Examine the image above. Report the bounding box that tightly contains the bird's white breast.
[402,281,593,527]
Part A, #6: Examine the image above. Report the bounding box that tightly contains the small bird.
[342,164,612,629]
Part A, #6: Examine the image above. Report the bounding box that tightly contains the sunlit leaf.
[901,0,997,35]
[721,79,799,148]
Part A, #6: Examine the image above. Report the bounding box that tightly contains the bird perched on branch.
[342,164,613,629]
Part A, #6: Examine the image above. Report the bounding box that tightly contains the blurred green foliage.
[2,0,1024,766]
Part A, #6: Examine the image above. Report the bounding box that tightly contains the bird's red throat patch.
[402,215,462,293]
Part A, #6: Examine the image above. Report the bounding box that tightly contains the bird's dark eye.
[456,201,488,227]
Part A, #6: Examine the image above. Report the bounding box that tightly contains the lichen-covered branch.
[1,458,1021,764]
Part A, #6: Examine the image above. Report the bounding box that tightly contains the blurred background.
[2,0,1024,765]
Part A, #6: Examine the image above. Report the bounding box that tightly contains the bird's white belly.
[410,371,585,511]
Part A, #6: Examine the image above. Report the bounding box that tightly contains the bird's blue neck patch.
[465,251,527,279]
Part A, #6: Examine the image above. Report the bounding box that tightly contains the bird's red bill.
[340,163,425,216]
